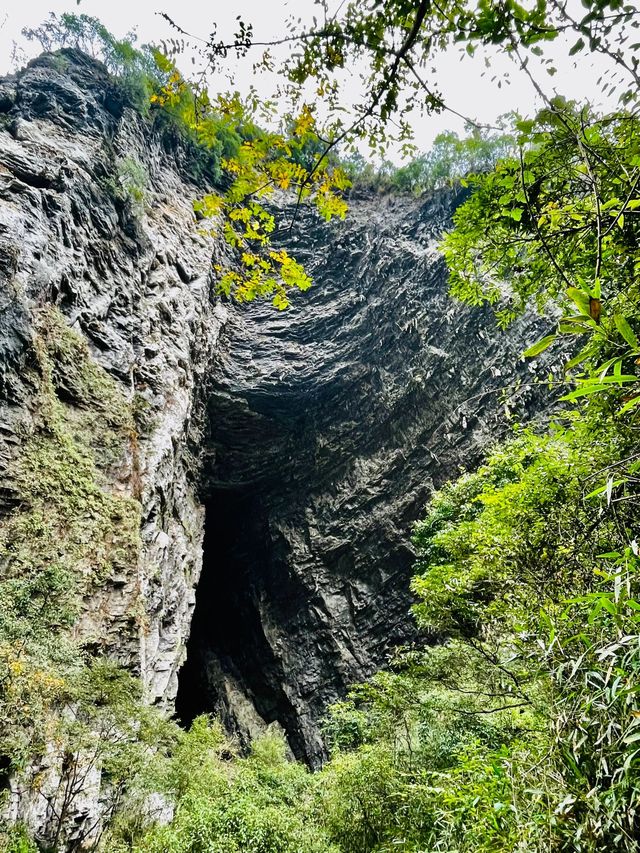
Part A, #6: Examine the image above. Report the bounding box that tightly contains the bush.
[120,720,336,853]
[342,128,516,195]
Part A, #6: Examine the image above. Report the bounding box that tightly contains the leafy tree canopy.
[155,0,639,310]
[24,4,640,314]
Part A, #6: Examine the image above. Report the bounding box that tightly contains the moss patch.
[0,306,142,769]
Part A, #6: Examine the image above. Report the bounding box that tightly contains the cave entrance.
[175,488,304,757]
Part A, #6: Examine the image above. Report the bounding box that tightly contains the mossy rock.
[0,307,143,768]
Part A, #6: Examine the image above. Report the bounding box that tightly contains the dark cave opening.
[175,488,307,759]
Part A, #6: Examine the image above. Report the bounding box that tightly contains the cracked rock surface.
[0,49,555,789]
[178,193,554,765]
[0,49,228,715]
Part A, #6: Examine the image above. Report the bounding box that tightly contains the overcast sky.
[0,0,620,159]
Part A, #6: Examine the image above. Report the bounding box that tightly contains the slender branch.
[282,0,433,231]
[519,149,574,290]
[602,170,640,237]
[576,113,603,283]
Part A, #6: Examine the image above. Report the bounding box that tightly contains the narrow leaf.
[614,314,639,349]
[569,37,585,55]
[523,334,556,358]
[618,395,640,415]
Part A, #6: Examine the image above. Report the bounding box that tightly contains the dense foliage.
[444,105,640,331]
[343,127,517,194]
[21,400,638,853]
[5,2,640,852]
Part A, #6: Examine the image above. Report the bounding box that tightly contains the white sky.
[0,0,622,160]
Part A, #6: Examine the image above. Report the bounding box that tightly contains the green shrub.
[104,156,149,212]
[119,719,336,853]
[0,824,39,853]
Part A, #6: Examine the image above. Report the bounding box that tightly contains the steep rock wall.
[0,49,556,810]
[177,192,554,764]
[0,49,228,717]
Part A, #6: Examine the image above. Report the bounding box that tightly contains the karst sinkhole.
[172,191,557,769]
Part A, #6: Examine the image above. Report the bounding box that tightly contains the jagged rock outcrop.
[0,50,229,708]
[0,48,556,838]
[177,191,555,764]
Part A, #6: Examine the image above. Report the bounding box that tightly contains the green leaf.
[586,480,626,500]
[566,287,592,317]
[564,345,596,371]
[614,314,638,349]
[523,334,556,358]
[559,323,590,336]
[618,395,640,415]
[561,383,613,401]
[589,374,637,384]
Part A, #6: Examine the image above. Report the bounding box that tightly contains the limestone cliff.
[177,190,555,764]
[0,50,230,712]
[0,48,555,837]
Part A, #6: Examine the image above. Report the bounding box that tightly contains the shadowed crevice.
[175,490,310,760]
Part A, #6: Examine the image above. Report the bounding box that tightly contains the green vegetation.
[444,104,640,329]
[121,721,335,853]
[302,402,640,852]
[344,127,517,195]
[106,156,149,211]
[93,364,640,853]
[6,3,640,851]
[22,13,168,115]
[1,825,37,853]
[0,308,145,850]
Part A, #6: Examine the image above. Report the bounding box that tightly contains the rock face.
[176,192,554,764]
[0,50,229,715]
[0,47,554,828]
